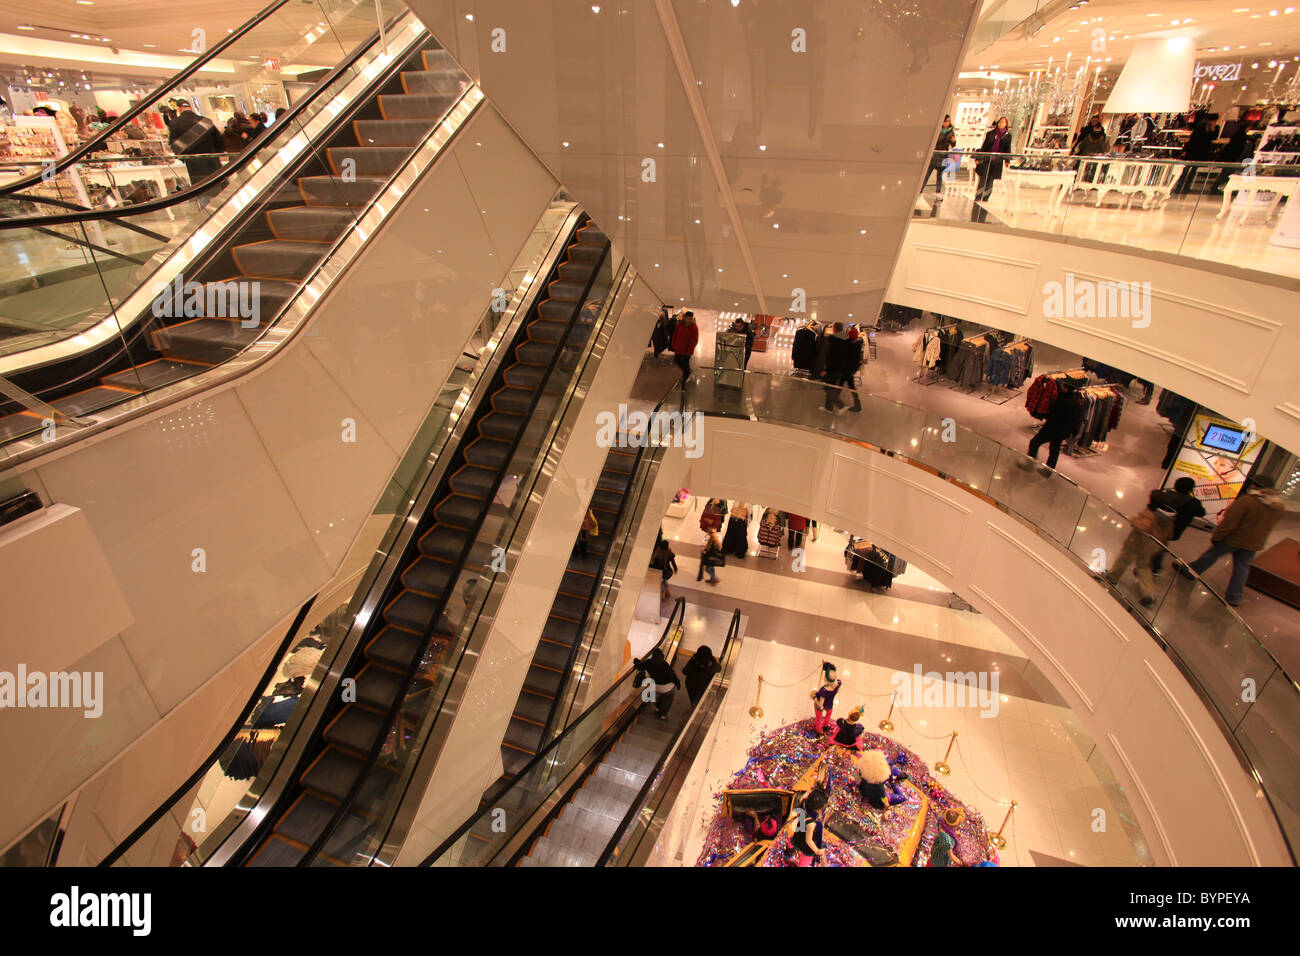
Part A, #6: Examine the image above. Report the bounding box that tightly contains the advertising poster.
[1164,410,1265,518]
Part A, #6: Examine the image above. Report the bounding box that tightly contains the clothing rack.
[1064,383,1126,457]
[912,323,960,384]
[755,507,785,560]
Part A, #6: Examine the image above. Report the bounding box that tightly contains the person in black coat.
[820,323,862,413]
[633,647,681,719]
[167,100,225,196]
[1212,124,1254,193]
[682,646,721,707]
[1149,477,1206,575]
[1023,386,1086,471]
[1174,112,1216,194]
[972,117,1012,222]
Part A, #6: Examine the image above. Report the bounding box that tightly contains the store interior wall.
[682,415,1289,866]
[0,104,559,853]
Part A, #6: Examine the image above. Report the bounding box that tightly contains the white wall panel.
[889,222,1300,453]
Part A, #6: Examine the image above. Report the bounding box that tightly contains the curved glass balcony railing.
[0,8,479,466]
[681,369,1299,862]
[919,148,1300,281]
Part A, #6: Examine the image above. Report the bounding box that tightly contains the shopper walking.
[972,117,1012,222]
[633,647,680,720]
[649,537,677,600]
[1072,116,1110,156]
[792,321,818,377]
[810,662,841,734]
[166,99,225,201]
[922,119,956,195]
[683,645,721,707]
[1104,497,1176,606]
[670,310,698,384]
[697,529,724,585]
[1173,111,1215,195]
[1022,386,1087,471]
[785,512,809,550]
[574,507,599,558]
[1180,476,1285,606]
[820,323,861,413]
[1149,477,1206,576]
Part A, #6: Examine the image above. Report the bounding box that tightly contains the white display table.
[999,168,1076,216]
[1218,174,1298,224]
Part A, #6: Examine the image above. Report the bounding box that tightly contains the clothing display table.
[1000,168,1076,216]
[1246,536,1300,608]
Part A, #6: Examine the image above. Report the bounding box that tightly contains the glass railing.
[917,148,1300,280]
[422,599,688,867]
[684,369,1299,862]
[96,201,580,867]
[600,608,743,867]
[0,12,474,463]
[298,247,629,867]
[968,0,1045,51]
[0,0,389,211]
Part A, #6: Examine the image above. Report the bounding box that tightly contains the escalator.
[225,217,614,866]
[498,443,642,781]
[423,605,743,867]
[0,5,470,447]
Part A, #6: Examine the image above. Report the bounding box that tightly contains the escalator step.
[352,118,431,147]
[267,206,356,243]
[504,718,543,754]
[501,364,546,389]
[273,794,371,854]
[537,300,577,322]
[417,525,472,562]
[354,664,409,711]
[300,746,365,802]
[513,340,558,366]
[531,642,570,672]
[590,488,626,514]
[378,93,456,120]
[524,319,569,344]
[150,318,261,364]
[400,71,465,96]
[501,745,534,779]
[566,243,604,263]
[593,764,644,790]
[432,493,482,529]
[512,692,552,725]
[605,449,638,473]
[596,471,633,494]
[478,411,523,441]
[327,146,410,178]
[524,666,563,698]
[575,225,608,245]
[231,240,326,280]
[447,464,497,499]
[382,589,440,635]
[421,49,458,72]
[489,386,533,415]
[556,260,592,281]
[100,361,200,392]
[323,707,389,755]
[366,626,425,669]
[298,174,387,208]
[401,556,456,598]
[462,436,511,469]
[558,569,597,600]
[551,593,589,623]
[248,834,308,867]
[545,280,589,302]
[540,617,581,648]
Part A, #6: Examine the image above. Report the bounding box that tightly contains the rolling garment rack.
[755,507,785,560]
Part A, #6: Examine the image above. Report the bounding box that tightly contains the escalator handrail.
[296,224,612,867]
[418,598,688,866]
[594,609,743,867]
[0,3,412,226]
[95,596,316,867]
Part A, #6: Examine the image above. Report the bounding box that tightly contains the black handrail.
[0,4,412,229]
[0,0,293,203]
[595,608,743,867]
[293,223,610,867]
[95,595,316,867]
[419,598,687,865]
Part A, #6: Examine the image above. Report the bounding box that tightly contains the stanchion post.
[749,674,764,718]
[878,690,896,733]
[935,730,957,776]
[989,800,1016,850]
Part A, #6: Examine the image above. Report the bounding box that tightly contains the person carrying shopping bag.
[697,530,724,585]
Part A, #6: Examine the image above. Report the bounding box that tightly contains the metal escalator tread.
[504,719,544,757]
[365,626,426,670]
[530,642,571,672]
[267,206,357,242]
[352,118,432,147]
[432,494,483,529]
[447,463,497,499]
[523,667,564,700]
[101,359,205,392]
[501,746,535,780]
[462,436,512,468]
[297,174,387,207]
[540,616,582,648]
[489,385,533,415]
[326,146,410,178]
[270,794,369,858]
[323,707,389,755]
[151,318,260,363]
[417,525,472,562]
[557,569,597,600]
[524,319,570,344]
[377,93,458,120]
[478,411,524,440]
[550,593,589,623]
[352,662,410,710]
[230,240,328,281]
[382,589,440,634]
[399,557,455,598]
[511,692,552,725]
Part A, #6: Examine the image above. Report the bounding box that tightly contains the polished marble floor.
[638,506,1151,867]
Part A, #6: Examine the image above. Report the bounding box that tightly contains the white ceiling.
[967,0,1300,74]
[407,0,980,320]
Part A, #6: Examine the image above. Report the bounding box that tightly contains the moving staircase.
[239,218,612,866]
[498,444,642,779]
[0,42,469,443]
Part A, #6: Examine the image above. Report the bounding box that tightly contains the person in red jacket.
[670,311,699,384]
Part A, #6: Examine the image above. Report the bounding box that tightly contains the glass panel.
[1234,672,1300,852]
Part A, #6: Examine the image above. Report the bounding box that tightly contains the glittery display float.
[696,719,999,867]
